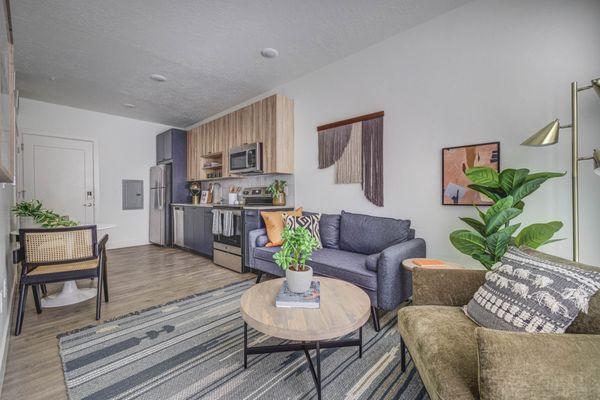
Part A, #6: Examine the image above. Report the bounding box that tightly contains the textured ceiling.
[12,0,471,127]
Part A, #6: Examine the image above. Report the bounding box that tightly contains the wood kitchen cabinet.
[187,94,294,180]
[183,206,213,257]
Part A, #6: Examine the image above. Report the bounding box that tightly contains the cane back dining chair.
[13,225,109,336]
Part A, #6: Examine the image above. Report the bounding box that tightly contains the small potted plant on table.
[266,179,287,206]
[273,226,319,293]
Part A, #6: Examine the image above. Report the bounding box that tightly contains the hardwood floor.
[1,245,255,400]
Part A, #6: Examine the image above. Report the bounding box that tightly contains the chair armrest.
[247,228,267,268]
[476,327,600,400]
[376,238,426,310]
[413,268,486,306]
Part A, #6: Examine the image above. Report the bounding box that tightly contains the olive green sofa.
[397,249,600,400]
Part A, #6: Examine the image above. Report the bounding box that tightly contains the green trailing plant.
[273,226,319,272]
[450,167,565,269]
[12,199,78,228]
[266,179,287,198]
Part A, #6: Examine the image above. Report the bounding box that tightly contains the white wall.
[18,99,171,248]
[0,183,15,393]
[199,0,600,266]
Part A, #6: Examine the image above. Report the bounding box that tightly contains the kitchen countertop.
[171,203,293,210]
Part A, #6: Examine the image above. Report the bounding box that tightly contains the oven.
[229,143,263,174]
[212,206,244,272]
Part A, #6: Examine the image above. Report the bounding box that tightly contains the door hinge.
[20,143,24,151]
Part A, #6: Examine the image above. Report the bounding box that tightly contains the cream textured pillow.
[464,247,600,333]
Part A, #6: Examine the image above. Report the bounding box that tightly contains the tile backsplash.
[199,174,295,205]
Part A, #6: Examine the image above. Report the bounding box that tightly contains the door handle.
[83,203,93,207]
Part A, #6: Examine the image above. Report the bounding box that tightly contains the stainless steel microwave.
[229,143,263,174]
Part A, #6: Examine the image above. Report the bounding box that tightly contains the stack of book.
[275,281,320,309]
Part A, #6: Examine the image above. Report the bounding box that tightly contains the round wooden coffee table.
[240,277,370,400]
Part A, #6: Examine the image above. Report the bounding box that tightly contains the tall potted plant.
[266,179,287,206]
[450,167,565,269]
[273,226,319,293]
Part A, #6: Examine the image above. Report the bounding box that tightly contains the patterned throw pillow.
[464,247,600,333]
[284,213,322,249]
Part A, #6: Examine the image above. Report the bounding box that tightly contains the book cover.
[413,258,445,267]
[276,281,320,309]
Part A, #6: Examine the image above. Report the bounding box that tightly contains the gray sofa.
[247,210,426,330]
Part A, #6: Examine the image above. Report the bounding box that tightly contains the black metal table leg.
[400,336,406,373]
[316,341,321,400]
[243,322,248,369]
[359,326,363,358]
[244,324,365,399]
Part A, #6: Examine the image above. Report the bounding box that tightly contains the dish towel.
[211,209,222,235]
[222,211,234,237]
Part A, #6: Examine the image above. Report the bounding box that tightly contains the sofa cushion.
[476,327,600,400]
[319,213,341,249]
[365,253,380,272]
[285,213,322,248]
[397,306,479,400]
[256,234,269,247]
[339,210,411,255]
[465,246,600,333]
[254,246,377,291]
[261,208,302,247]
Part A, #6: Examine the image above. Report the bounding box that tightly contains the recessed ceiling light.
[260,48,279,59]
[150,74,167,82]
[49,76,56,81]
[123,103,135,108]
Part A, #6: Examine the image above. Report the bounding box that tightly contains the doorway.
[21,134,96,224]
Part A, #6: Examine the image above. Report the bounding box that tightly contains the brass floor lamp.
[521,78,600,262]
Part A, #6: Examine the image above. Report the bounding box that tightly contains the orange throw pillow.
[261,208,303,247]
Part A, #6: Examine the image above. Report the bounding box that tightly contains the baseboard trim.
[0,272,17,396]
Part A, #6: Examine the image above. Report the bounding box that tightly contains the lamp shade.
[521,119,560,146]
[592,78,600,98]
[593,149,600,176]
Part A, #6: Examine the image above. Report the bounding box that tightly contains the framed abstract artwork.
[442,142,500,205]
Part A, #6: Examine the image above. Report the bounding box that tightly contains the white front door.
[22,134,95,224]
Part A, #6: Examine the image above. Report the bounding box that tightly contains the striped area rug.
[59,280,428,400]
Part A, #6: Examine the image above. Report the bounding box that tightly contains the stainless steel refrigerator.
[149,164,172,246]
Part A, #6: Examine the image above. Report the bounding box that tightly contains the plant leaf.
[465,167,500,188]
[467,184,503,202]
[524,171,566,183]
[515,221,563,248]
[459,217,486,236]
[486,224,520,259]
[450,230,487,256]
[472,252,496,270]
[510,178,544,205]
[485,207,522,235]
[499,168,529,193]
[484,196,514,223]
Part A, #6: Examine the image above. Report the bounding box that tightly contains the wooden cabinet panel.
[187,94,294,180]
[187,128,202,181]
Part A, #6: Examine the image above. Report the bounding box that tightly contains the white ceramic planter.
[285,266,313,293]
[20,217,42,229]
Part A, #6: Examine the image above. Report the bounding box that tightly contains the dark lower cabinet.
[200,208,214,256]
[183,206,213,257]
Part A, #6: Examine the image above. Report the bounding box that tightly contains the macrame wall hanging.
[317,111,384,206]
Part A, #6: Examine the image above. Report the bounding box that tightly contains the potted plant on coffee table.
[273,226,319,293]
